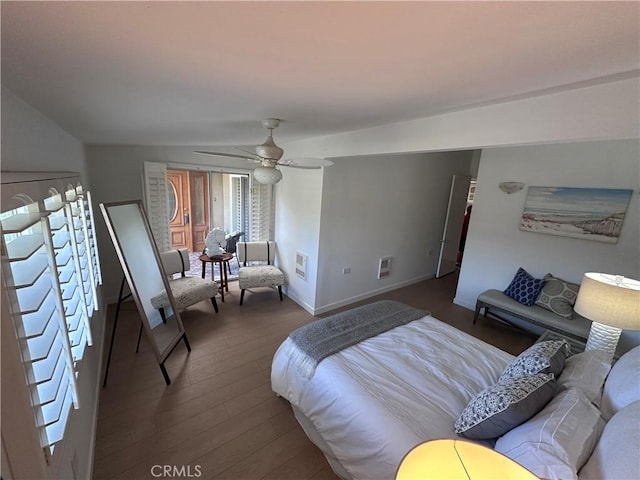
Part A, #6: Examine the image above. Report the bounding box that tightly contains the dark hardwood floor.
[93,271,536,479]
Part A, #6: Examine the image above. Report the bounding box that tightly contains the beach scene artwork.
[520,187,632,243]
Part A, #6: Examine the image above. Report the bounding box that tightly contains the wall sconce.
[499,181,525,194]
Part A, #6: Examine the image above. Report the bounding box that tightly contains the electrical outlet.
[342,267,351,275]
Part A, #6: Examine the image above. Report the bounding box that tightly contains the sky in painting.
[524,187,632,216]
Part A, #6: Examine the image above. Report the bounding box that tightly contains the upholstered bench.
[473,289,591,342]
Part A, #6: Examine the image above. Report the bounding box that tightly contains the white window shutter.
[230,175,250,236]
[2,175,102,457]
[142,161,171,252]
[249,180,274,241]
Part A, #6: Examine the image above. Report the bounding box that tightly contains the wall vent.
[378,256,392,279]
[295,251,308,280]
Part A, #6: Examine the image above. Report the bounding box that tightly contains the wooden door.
[189,171,209,253]
[167,170,192,251]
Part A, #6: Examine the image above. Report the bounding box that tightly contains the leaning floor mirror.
[100,200,190,385]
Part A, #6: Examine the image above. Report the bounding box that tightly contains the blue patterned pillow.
[504,268,545,306]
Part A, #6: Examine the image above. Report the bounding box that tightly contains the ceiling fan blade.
[194,151,254,160]
[280,158,334,169]
[233,146,261,159]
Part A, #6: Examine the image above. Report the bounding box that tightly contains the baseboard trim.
[312,274,434,316]
[453,296,475,311]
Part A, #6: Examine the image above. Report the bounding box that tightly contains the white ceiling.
[2,1,638,147]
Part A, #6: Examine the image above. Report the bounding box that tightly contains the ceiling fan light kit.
[253,166,283,185]
[194,118,333,184]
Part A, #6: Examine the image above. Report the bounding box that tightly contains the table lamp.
[395,439,538,479]
[574,273,640,363]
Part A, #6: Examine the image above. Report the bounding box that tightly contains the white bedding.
[271,314,515,480]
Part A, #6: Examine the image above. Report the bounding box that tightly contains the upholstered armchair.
[151,248,219,319]
[237,241,285,305]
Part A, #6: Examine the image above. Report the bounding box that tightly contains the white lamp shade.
[252,166,282,184]
[574,273,640,330]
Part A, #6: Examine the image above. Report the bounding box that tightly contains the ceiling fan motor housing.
[255,135,284,160]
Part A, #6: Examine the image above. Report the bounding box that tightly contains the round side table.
[199,252,233,302]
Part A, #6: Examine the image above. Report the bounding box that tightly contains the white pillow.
[600,345,640,420]
[579,401,640,480]
[558,349,611,406]
[495,388,604,480]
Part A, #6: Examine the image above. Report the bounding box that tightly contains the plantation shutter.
[230,175,251,236]
[1,178,101,454]
[231,176,242,233]
[249,180,274,241]
[142,161,171,252]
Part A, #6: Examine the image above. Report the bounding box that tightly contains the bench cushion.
[478,289,591,340]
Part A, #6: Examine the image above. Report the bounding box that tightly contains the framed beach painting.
[520,187,633,243]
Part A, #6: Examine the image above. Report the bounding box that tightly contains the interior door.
[167,170,192,251]
[189,171,209,253]
[436,174,471,278]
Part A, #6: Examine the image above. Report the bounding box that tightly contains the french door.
[144,161,273,256]
[167,170,209,252]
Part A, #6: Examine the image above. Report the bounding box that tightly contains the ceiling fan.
[194,118,333,184]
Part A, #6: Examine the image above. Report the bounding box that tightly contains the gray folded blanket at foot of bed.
[285,300,428,378]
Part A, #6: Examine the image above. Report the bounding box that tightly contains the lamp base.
[585,321,621,363]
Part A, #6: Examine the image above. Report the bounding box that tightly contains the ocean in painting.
[520,187,632,243]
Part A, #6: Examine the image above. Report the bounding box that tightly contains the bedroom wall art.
[520,186,633,243]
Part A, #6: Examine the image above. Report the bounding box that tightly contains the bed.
[271,300,640,480]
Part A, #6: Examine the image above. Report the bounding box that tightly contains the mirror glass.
[100,201,184,361]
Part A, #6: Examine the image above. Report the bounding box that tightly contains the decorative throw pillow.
[503,268,545,306]
[499,340,569,382]
[534,273,580,318]
[495,388,605,480]
[454,373,557,440]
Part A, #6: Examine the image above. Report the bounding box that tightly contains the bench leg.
[211,296,219,313]
[473,301,486,325]
[278,286,283,302]
[240,289,245,306]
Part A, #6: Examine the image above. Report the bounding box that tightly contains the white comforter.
[271,314,514,480]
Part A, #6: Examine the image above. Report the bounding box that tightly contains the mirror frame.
[100,200,188,380]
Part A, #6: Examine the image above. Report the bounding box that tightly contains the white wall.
[274,167,325,312]
[312,151,474,313]
[1,86,87,181]
[1,86,103,480]
[455,139,640,352]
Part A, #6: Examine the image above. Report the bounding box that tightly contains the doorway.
[167,169,251,254]
[436,176,476,278]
